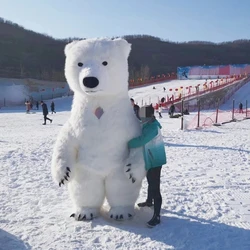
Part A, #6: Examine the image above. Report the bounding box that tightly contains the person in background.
[158,104,163,118]
[239,102,243,113]
[51,101,56,114]
[169,103,175,117]
[183,108,190,115]
[25,100,31,113]
[126,104,166,227]
[36,101,39,110]
[30,101,33,110]
[41,101,52,125]
[130,98,140,120]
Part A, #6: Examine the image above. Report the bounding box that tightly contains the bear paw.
[124,163,137,184]
[108,206,135,220]
[70,207,99,221]
[124,148,146,184]
[51,155,74,186]
[57,166,71,187]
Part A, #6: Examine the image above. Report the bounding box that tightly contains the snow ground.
[1,80,250,250]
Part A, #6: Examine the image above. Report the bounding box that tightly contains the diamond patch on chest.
[94,107,104,119]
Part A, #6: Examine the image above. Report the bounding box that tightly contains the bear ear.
[113,38,131,58]
[64,40,79,56]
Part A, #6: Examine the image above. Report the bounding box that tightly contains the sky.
[1,0,250,43]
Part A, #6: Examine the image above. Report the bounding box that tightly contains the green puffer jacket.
[128,118,167,170]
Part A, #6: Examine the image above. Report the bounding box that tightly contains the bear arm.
[52,123,78,169]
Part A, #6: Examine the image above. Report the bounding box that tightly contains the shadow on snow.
[90,208,250,250]
[0,229,31,250]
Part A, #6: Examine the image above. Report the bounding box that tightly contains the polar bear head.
[64,38,131,97]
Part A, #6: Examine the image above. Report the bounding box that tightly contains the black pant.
[146,166,162,216]
[43,114,52,124]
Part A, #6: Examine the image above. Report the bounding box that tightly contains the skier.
[127,104,166,227]
[41,101,52,125]
[51,101,56,114]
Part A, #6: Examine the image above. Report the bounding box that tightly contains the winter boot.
[147,214,160,227]
[137,201,153,208]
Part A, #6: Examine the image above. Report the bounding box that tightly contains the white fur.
[51,38,145,220]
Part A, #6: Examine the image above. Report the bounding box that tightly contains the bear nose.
[83,77,99,88]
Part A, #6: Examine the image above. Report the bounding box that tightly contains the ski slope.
[1,80,250,249]
[129,79,208,105]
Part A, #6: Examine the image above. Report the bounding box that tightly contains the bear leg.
[105,168,142,220]
[68,169,105,221]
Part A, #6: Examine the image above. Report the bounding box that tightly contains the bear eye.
[102,61,108,66]
[78,62,83,67]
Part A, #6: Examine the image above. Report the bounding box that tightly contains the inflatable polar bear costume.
[51,38,146,221]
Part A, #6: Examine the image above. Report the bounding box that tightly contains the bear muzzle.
[83,77,99,89]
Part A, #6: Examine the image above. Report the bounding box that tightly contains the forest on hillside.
[1,17,250,82]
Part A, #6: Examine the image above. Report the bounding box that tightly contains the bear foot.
[70,207,99,221]
[108,206,135,220]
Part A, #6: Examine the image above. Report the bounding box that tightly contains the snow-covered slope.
[1,81,250,250]
[129,79,206,105]
[220,81,250,110]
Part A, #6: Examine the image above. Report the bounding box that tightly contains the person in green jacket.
[125,104,166,227]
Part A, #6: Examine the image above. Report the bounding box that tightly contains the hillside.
[1,18,250,82]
